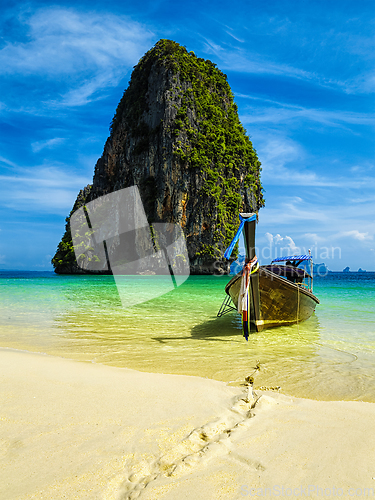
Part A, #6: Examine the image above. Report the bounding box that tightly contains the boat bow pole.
[224,213,262,338]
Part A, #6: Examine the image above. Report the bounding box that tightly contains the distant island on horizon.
[343,266,369,273]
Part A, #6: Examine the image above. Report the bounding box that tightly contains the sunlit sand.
[1,348,375,499]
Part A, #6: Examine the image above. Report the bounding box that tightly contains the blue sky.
[1,0,374,271]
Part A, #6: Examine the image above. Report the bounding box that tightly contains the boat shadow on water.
[189,313,244,340]
[153,311,321,344]
[151,313,243,344]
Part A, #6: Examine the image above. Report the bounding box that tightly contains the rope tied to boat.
[238,256,259,340]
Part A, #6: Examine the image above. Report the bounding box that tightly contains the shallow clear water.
[1,270,374,402]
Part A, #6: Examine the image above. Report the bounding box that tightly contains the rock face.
[52,39,264,275]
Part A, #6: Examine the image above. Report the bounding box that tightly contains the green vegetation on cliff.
[112,40,264,252]
[51,186,96,273]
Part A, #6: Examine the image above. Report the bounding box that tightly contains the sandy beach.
[1,348,375,500]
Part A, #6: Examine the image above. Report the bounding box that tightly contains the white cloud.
[225,30,245,43]
[239,97,375,129]
[2,7,151,76]
[259,194,375,257]
[259,197,330,229]
[246,132,375,189]
[335,230,373,242]
[0,156,19,169]
[251,135,332,187]
[265,232,273,245]
[274,234,283,245]
[0,164,91,213]
[264,232,300,254]
[204,14,375,95]
[350,195,375,204]
[203,39,371,95]
[54,75,115,107]
[283,236,300,254]
[31,138,66,153]
[1,7,154,106]
[203,38,314,82]
[303,233,325,243]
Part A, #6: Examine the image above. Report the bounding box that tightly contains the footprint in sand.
[108,383,269,500]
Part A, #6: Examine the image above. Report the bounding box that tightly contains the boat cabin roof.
[271,254,311,263]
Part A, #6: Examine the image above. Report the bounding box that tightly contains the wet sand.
[1,348,375,499]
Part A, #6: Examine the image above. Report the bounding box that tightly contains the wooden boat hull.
[225,266,320,332]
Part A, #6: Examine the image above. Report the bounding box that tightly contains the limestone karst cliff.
[52,39,264,275]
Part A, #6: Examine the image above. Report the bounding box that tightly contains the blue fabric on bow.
[224,213,257,260]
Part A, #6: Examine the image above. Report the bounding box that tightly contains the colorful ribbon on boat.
[238,256,259,340]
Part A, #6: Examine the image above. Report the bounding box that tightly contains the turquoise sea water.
[0,270,374,402]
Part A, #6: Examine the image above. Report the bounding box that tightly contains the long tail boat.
[218,213,320,339]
